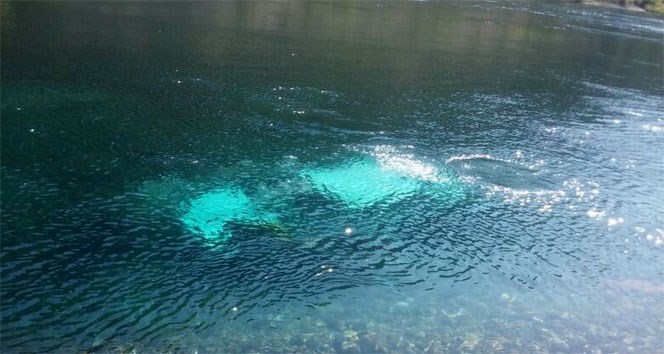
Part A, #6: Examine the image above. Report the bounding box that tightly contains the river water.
[1,2,663,353]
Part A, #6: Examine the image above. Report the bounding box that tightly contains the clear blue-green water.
[1,1,663,353]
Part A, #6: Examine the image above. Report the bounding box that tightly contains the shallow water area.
[301,147,463,209]
[1,1,663,353]
[180,187,279,243]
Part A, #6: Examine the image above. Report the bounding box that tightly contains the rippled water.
[2,1,663,353]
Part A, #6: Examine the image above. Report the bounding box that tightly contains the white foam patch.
[372,145,448,183]
[445,154,496,163]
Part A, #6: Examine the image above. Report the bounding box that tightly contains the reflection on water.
[1,1,663,353]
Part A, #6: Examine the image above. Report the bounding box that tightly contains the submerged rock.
[289,334,305,347]
[358,331,384,353]
[424,339,444,354]
[305,335,324,351]
[459,332,482,352]
[487,336,508,352]
[541,328,570,352]
[337,329,360,353]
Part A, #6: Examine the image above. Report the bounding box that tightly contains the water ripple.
[2,1,663,352]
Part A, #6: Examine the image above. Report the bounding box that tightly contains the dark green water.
[1,1,663,353]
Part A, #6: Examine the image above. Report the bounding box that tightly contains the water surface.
[1,1,663,353]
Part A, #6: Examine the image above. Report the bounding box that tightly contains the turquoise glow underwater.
[301,157,464,209]
[180,154,465,242]
[301,159,421,208]
[180,188,277,242]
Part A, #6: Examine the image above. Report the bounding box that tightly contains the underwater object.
[180,187,278,243]
[301,158,421,208]
[300,148,464,208]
